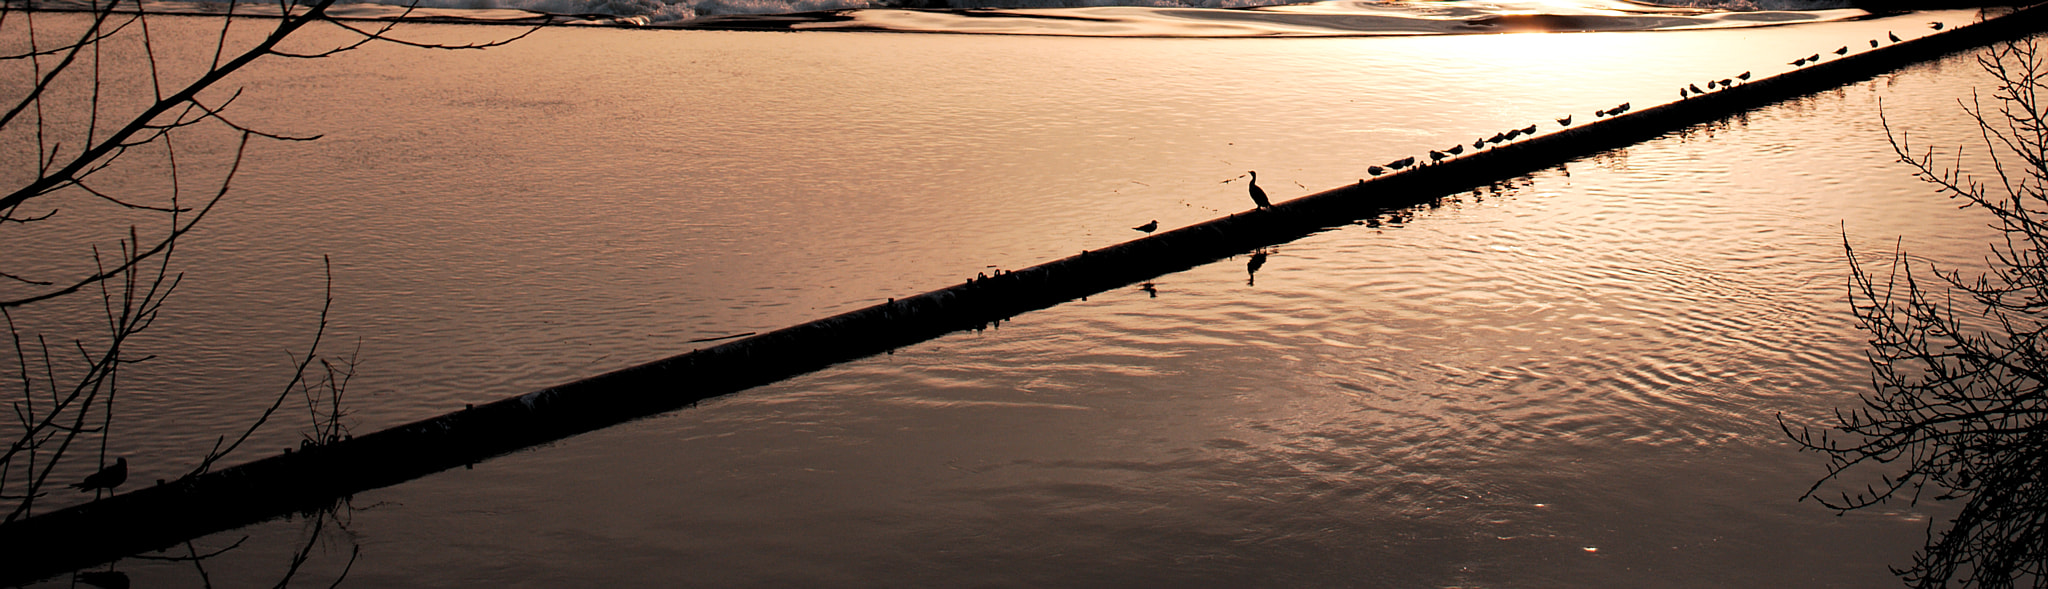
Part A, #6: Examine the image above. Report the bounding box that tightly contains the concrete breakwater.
[5,4,2048,583]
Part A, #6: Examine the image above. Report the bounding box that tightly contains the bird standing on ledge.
[71,457,126,492]
[1247,171,1272,209]
[1133,220,1158,233]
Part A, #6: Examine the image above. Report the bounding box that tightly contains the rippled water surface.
[1,6,2023,587]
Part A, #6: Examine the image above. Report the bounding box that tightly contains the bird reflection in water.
[1246,248,1269,286]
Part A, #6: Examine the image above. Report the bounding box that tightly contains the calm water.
[0,5,2019,586]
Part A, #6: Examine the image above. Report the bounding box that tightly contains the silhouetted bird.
[1368,165,1385,176]
[1889,31,1901,43]
[1834,46,1848,55]
[1473,138,1488,149]
[1133,220,1158,233]
[1690,83,1706,94]
[1719,78,1733,87]
[71,457,126,492]
[1931,22,1944,30]
[1504,129,1523,141]
[1615,102,1630,114]
[1447,144,1464,155]
[1429,149,1447,163]
[1808,53,1821,62]
[1557,115,1572,126]
[1870,39,1880,48]
[1488,132,1508,144]
[74,571,129,589]
[1520,124,1537,135]
[1706,79,1718,89]
[1247,171,1271,209]
[1790,57,1808,66]
[1738,71,1752,81]
[1389,156,1415,170]
[1139,282,1158,298]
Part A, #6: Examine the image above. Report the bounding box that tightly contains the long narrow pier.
[6,4,2048,583]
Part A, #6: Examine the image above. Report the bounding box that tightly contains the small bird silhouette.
[1133,220,1158,233]
[1429,149,1447,163]
[1368,165,1385,176]
[1680,87,1690,99]
[1488,132,1508,144]
[1834,46,1849,55]
[1889,31,1902,43]
[1388,157,1415,170]
[1931,22,1944,30]
[1690,83,1706,94]
[1870,39,1880,48]
[1612,102,1630,115]
[1738,71,1752,81]
[1247,171,1271,209]
[1556,115,1572,126]
[1447,144,1465,155]
[1139,282,1158,298]
[71,457,126,492]
[1520,124,1537,135]
[1808,53,1821,62]
[1707,79,1719,89]
[1504,129,1523,141]
[1791,57,1808,66]
[1473,138,1487,149]
[1719,78,1733,87]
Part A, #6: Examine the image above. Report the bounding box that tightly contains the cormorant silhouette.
[71,457,126,492]
[1247,171,1271,209]
[1133,220,1158,233]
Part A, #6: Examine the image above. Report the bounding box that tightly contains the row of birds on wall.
[1131,21,1956,236]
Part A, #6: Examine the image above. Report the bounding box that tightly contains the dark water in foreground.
[0,6,2021,586]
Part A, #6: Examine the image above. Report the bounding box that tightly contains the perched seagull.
[1133,220,1158,233]
[1738,71,1752,81]
[1834,46,1849,55]
[1557,115,1572,126]
[1690,83,1706,94]
[1890,31,1902,43]
[1368,165,1385,176]
[1247,171,1272,209]
[1429,149,1448,163]
[1447,144,1465,155]
[71,457,126,492]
